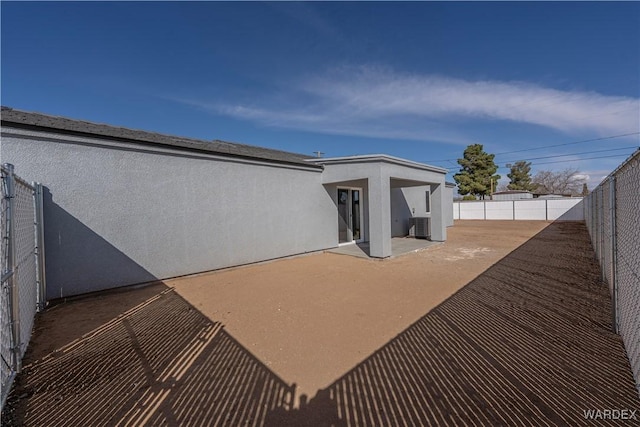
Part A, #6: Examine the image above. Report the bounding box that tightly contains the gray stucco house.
[1,107,454,299]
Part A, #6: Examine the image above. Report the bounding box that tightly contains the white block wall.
[453,198,584,221]
[515,200,547,220]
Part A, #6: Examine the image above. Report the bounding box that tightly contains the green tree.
[453,144,501,199]
[506,161,537,191]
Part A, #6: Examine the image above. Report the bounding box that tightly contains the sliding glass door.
[337,188,363,244]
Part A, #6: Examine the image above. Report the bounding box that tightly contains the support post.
[34,182,47,311]
[3,163,21,372]
[592,195,596,245]
[599,188,605,282]
[368,174,392,258]
[609,177,618,333]
[430,183,447,241]
[545,199,548,221]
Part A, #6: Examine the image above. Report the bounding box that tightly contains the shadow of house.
[43,187,158,300]
[390,188,413,237]
[305,222,639,426]
[4,289,294,426]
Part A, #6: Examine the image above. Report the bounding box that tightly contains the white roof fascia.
[307,154,447,174]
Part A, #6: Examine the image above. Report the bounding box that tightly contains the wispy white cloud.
[579,170,610,189]
[183,97,476,146]
[572,173,590,182]
[179,65,640,144]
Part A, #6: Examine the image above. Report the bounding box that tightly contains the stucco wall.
[390,188,410,237]
[391,186,432,237]
[1,127,336,298]
[444,185,454,227]
[320,158,449,253]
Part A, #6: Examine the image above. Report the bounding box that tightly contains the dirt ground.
[165,220,550,401]
[4,221,638,426]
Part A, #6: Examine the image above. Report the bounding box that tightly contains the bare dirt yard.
[166,221,550,401]
[3,221,638,426]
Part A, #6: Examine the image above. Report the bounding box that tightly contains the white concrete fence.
[453,198,584,221]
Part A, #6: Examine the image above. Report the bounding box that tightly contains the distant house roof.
[533,189,573,197]
[536,194,571,199]
[491,190,532,195]
[0,106,319,168]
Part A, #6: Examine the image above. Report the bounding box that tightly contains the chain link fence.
[584,149,640,397]
[1,164,46,410]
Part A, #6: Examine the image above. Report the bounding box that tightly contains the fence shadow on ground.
[3,288,294,426]
[4,222,639,426]
[295,222,639,426]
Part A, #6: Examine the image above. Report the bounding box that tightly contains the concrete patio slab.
[328,237,441,259]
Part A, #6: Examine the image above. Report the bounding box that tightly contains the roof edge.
[1,106,320,169]
[307,154,448,174]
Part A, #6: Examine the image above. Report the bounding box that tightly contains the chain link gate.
[584,149,640,397]
[1,164,46,410]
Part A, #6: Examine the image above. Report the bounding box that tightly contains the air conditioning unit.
[409,217,431,239]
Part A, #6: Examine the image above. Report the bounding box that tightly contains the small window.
[425,191,431,213]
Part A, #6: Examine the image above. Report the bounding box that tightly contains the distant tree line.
[453,144,587,199]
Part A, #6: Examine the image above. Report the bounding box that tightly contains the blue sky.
[2,2,639,188]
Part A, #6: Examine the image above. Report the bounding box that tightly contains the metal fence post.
[593,192,597,253]
[594,190,599,259]
[593,195,597,243]
[2,163,21,373]
[33,183,47,311]
[609,176,618,333]
[589,196,596,239]
[599,188,605,281]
